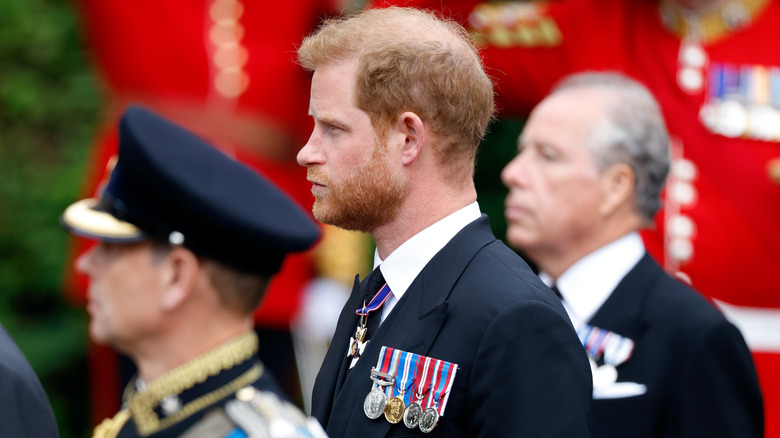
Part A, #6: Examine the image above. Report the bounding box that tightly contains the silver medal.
[403,401,423,429]
[363,388,388,419]
[419,407,439,433]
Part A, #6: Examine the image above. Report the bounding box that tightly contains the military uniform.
[375,0,780,433]
[61,106,324,438]
[92,333,325,438]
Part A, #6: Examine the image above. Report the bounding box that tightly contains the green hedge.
[0,0,99,436]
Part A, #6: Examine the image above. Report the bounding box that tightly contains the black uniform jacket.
[94,332,286,438]
[311,216,592,437]
[588,253,763,437]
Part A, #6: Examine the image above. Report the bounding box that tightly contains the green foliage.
[0,0,100,436]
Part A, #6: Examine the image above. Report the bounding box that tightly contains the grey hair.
[552,72,670,224]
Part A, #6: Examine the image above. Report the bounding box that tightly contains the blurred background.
[0,0,98,436]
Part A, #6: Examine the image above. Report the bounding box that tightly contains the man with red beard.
[370,0,780,432]
[296,7,591,437]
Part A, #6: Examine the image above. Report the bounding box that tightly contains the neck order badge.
[348,282,392,370]
[364,347,458,433]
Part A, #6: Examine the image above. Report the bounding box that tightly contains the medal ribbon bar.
[398,350,417,405]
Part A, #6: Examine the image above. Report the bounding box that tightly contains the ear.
[599,162,635,217]
[396,111,425,166]
[159,247,200,311]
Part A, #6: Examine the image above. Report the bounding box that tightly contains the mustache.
[307,168,328,185]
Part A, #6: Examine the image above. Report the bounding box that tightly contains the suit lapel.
[311,275,364,423]
[325,216,496,436]
[589,253,661,341]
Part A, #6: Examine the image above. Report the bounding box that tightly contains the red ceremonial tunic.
[72,0,335,327]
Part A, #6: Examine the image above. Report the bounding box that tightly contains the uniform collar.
[540,232,645,327]
[123,331,262,436]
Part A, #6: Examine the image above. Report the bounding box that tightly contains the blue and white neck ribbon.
[356,283,393,317]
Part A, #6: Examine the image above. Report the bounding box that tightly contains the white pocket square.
[593,382,647,399]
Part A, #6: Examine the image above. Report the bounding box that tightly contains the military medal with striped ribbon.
[366,347,458,432]
[363,346,398,420]
[403,355,433,429]
[701,63,780,142]
[420,359,457,433]
[385,350,415,424]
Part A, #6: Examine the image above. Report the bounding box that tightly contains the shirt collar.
[540,232,645,327]
[374,202,481,303]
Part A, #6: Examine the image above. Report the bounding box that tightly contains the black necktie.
[361,267,387,343]
[550,284,563,300]
[343,267,387,381]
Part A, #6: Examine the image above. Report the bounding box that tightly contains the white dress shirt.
[374,202,481,322]
[540,232,645,328]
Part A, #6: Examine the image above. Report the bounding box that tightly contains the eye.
[538,144,560,162]
[320,121,344,136]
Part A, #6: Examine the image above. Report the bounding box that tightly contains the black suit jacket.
[0,324,59,437]
[312,216,592,437]
[588,253,763,437]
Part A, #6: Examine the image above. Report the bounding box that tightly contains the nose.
[75,245,97,277]
[501,154,528,189]
[297,132,323,168]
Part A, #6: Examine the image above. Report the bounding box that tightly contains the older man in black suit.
[502,71,763,437]
[297,7,591,437]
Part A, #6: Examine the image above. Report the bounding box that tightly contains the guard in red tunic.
[372,0,780,434]
[71,0,367,425]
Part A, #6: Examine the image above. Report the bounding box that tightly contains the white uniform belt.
[714,299,780,352]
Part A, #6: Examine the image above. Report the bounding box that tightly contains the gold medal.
[384,396,405,424]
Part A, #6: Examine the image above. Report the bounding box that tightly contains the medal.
[384,396,405,424]
[385,350,415,424]
[403,402,423,429]
[364,348,400,420]
[421,359,457,433]
[348,282,393,369]
[579,325,635,390]
[405,355,433,429]
[589,357,618,389]
[419,407,439,433]
[364,387,388,419]
[365,347,459,430]
[363,367,395,419]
